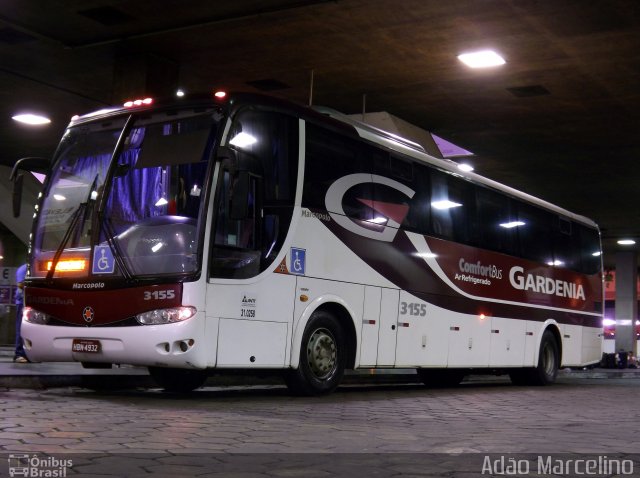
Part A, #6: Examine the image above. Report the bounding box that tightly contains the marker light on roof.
[214,91,227,99]
[124,97,153,108]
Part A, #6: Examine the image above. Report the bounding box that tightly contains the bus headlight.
[23,307,51,325]
[135,306,196,325]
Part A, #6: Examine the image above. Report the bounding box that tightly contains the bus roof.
[68,91,599,230]
[312,104,599,231]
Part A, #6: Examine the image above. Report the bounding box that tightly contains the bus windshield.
[31,107,220,280]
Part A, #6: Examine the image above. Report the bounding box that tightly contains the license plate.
[72,339,101,354]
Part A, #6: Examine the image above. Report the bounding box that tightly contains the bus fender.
[535,319,562,365]
[289,294,360,369]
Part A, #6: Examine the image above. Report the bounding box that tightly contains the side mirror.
[10,157,49,218]
[217,146,237,165]
[230,171,250,220]
[12,173,24,218]
[10,157,49,181]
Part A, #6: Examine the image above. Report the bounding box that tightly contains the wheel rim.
[306,327,337,380]
[542,342,556,377]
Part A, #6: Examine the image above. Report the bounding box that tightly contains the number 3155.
[400,302,426,316]
[144,290,176,300]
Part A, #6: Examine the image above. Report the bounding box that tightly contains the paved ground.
[2,345,640,476]
[1,376,639,476]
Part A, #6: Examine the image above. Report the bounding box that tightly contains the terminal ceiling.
[1,0,639,267]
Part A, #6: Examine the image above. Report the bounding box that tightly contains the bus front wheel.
[285,311,346,396]
[148,366,208,393]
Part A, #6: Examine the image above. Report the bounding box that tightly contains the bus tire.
[285,311,346,396]
[148,367,208,393]
[528,330,560,385]
[417,369,465,388]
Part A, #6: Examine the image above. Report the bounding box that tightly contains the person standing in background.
[14,263,29,363]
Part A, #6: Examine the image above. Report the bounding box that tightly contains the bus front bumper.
[20,313,209,369]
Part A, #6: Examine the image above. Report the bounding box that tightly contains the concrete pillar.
[614,251,638,358]
[112,50,179,104]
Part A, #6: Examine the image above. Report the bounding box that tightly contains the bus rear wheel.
[510,330,559,386]
[285,311,346,396]
[529,330,560,385]
[148,367,208,393]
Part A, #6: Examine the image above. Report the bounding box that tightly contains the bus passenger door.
[207,110,300,368]
[376,288,399,366]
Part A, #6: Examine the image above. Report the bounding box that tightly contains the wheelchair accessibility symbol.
[290,248,306,276]
[92,245,115,274]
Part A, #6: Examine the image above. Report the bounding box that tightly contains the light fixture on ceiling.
[12,113,51,125]
[457,50,506,68]
[617,239,636,246]
[457,163,474,172]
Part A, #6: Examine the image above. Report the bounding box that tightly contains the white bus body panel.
[489,316,526,367]
[206,272,296,368]
[359,286,382,367]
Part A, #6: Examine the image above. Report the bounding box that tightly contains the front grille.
[46,316,140,327]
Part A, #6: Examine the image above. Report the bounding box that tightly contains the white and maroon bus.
[14,91,603,394]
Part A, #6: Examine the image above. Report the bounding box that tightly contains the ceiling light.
[457,50,506,68]
[617,239,636,246]
[431,200,462,210]
[176,89,185,97]
[12,113,51,125]
[457,163,474,172]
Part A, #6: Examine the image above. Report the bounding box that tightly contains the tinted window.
[430,170,475,243]
[553,217,581,270]
[476,187,517,255]
[515,202,553,265]
[578,224,602,274]
[303,124,373,222]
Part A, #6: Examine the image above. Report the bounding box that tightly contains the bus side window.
[303,124,373,222]
[553,217,580,271]
[578,224,601,275]
[210,169,261,279]
[476,187,517,255]
[373,154,430,235]
[515,202,553,265]
[429,170,474,243]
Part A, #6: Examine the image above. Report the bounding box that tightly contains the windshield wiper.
[46,174,99,281]
[101,216,135,282]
